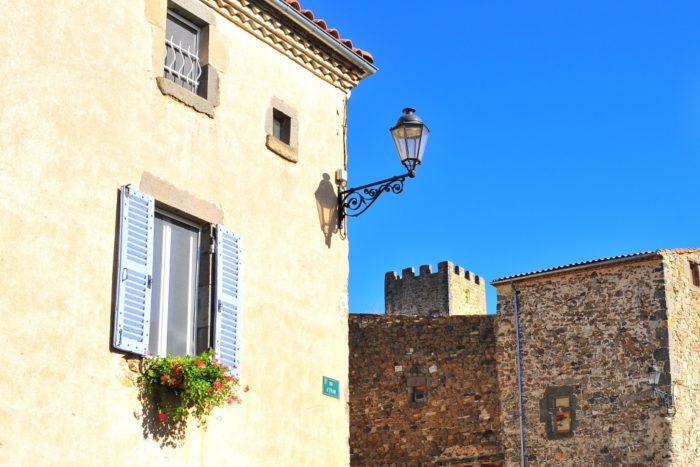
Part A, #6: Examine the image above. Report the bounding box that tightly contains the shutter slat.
[213,224,241,377]
[113,186,154,355]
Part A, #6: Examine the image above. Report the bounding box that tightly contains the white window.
[113,186,241,375]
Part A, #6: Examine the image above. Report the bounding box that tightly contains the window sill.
[266,134,298,163]
[156,77,214,118]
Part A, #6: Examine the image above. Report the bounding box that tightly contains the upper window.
[265,99,299,163]
[690,261,700,287]
[164,11,202,95]
[112,186,241,376]
[154,1,219,117]
[272,109,292,145]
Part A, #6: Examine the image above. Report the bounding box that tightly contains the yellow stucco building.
[0,0,375,464]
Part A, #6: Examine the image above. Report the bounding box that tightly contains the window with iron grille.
[155,1,220,117]
[165,10,202,94]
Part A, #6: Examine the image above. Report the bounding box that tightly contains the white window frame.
[150,209,202,356]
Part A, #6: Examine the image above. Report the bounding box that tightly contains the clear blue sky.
[301,0,700,314]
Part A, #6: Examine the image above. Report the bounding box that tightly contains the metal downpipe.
[512,283,527,466]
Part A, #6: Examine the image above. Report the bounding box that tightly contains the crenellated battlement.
[385,260,486,316]
[386,260,482,285]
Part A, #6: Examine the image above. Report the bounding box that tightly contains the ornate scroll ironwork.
[338,173,409,223]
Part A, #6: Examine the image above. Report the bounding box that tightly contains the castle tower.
[384,260,486,316]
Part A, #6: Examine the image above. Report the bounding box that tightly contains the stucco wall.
[494,259,673,466]
[349,314,503,466]
[662,251,700,464]
[0,1,355,465]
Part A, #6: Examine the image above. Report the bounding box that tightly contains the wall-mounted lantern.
[647,364,675,416]
[338,108,429,227]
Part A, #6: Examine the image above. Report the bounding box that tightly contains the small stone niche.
[407,376,427,407]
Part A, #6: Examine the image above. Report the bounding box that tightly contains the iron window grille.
[164,11,202,94]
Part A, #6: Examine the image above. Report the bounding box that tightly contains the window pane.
[150,212,200,356]
[555,395,570,407]
[272,109,291,144]
[165,218,199,355]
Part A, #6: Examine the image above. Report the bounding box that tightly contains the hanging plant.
[140,348,248,425]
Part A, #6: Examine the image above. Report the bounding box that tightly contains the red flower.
[227,395,238,405]
[160,374,169,382]
[244,385,250,393]
[157,411,167,422]
[170,378,177,386]
[214,380,223,390]
[195,359,205,368]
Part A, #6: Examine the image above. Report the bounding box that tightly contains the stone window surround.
[265,97,299,163]
[137,172,225,354]
[539,385,577,439]
[151,0,221,118]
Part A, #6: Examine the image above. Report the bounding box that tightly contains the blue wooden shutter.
[214,225,241,376]
[113,186,154,355]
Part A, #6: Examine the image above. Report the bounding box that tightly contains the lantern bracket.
[338,171,413,224]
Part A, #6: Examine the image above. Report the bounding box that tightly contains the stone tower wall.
[385,260,486,316]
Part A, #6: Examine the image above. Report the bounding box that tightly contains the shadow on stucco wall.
[314,173,338,248]
[137,379,188,448]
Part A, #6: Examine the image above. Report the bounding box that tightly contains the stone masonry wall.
[385,261,486,316]
[349,314,503,466]
[662,251,700,464]
[494,258,673,466]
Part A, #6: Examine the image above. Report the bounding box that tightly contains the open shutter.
[213,225,241,376]
[113,186,154,355]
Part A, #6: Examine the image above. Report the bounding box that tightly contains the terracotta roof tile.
[491,248,700,284]
[283,0,374,64]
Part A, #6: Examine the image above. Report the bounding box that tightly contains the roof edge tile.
[490,249,700,285]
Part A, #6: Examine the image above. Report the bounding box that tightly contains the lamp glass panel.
[391,124,427,171]
[648,366,661,385]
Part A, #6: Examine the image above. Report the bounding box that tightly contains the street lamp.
[338,108,430,225]
[647,364,675,416]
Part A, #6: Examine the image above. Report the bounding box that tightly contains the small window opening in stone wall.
[690,261,700,287]
[407,376,427,406]
[540,386,576,439]
[465,288,471,303]
[265,99,298,163]
[272,109,292,145]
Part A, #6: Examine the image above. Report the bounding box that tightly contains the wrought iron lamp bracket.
[654,387,675,414]
[338,171,413,224]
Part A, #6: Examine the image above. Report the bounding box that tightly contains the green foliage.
[140,348,244,425]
